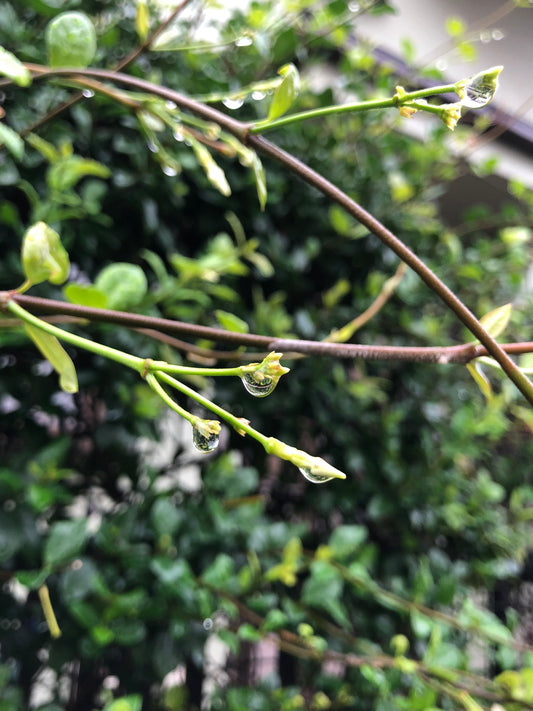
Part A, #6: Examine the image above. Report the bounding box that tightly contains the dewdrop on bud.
[456,66,503,109]
[192,419,221,453]
[241,371,276,397]
[240,352,290,398]
[264,437,346,485]
[297,456,347,485]
[299,466,335,485]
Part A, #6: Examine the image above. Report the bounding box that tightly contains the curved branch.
[14,66,533,401]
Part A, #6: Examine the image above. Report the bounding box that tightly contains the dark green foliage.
[1,2,533,710]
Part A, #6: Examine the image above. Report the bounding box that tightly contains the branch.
[5,293,533,365]
[14,66,533,402]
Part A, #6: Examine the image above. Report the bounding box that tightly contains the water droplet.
[192,426,220,453]
[222,97,244,110]
[252,90,266,101]
[82,89,95,98]
[162,164,179,177]
[348,1,360,11]
[173,128,185,142]
[492,29,504,41]
[203,617,213,631]
[479,30,491,43]
[147,140,160,153]
[436,59,448,71]
[241,372,275,397]
[298,467,334,485]
[462,81,495,109]
[165,100,177,110]
[235,35,253,47]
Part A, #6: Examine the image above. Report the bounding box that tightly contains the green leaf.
[22,221,70,286]
[466,362,492,403]
[251,152,267,210]
[201,553,236,589]
[214,309,249,333]
[64,283,108,308]
[24,323,78,393]
[135,0,150,42]
[26,133,60,163]
[328,525,367,560]
[445,16,466,37]
[0,123,24,160]
[150,557,194,587]
[191,140,231,197]
[457,41,477,62]
[95,263,148,310]
[267,63,300,121]
[103,695,143,711]
[301,560,349,626]
[479,303,512,339]
[0,46,31,86]
[47,156,111,192]
[45,12,97,68]
[44,519,88,567]
[15,569,50,590]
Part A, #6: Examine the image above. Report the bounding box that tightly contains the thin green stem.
[5,299,143,373]
[249,83,458,134]
[145,372,195,424]
[156,370,269,445]
[147,361,242,377]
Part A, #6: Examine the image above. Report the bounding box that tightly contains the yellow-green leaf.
[192,141,231,196]
[135,0,150,42]
[251,152,267,210]
[22,221,70,286]
[267,63,300,121]
[479,303,512,339]
[466,362,492,403]
[0,123,24,160]
[214,310,249,333]
[0,46,31,86]
[24,323,78,393]
[445,16,466,38]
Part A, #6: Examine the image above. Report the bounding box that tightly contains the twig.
[5,292,533,365]
[10,66,533,401]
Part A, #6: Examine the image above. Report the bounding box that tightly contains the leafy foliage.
[1,1,533,710]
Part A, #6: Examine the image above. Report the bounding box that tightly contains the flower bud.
[240,352,290,398]
[22,222,70,286]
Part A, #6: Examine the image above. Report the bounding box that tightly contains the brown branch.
[10,66,533,400]
[325,262,407,343]
[5,292,533,365]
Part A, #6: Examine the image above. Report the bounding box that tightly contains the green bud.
[45,12,97,68]
[240,351,290,398]
[455,65,503,109]
[22,222,70,286]
[264,437,346,484]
